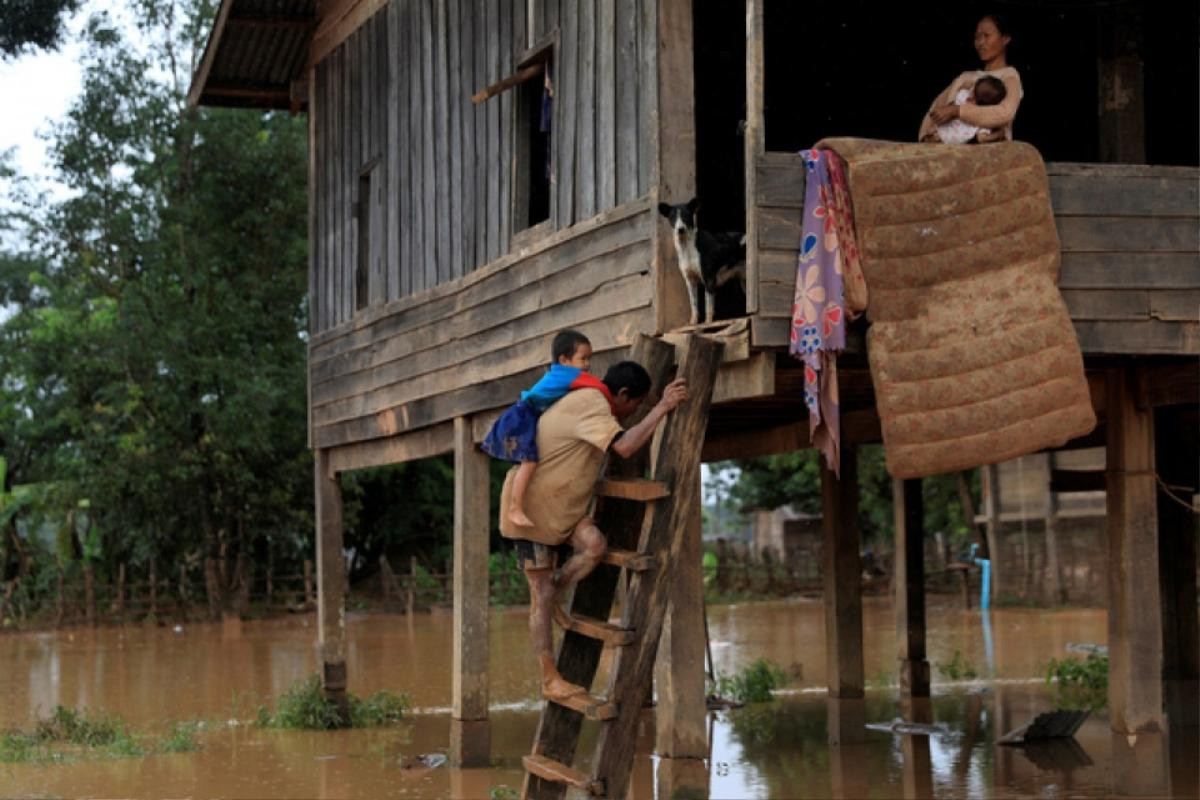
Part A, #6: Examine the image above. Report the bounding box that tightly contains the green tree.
[0,0,81,57]
[0,2,310,619]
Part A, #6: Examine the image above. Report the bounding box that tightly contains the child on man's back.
[481,329,601,528]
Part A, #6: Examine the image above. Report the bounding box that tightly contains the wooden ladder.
[521,334,722,800]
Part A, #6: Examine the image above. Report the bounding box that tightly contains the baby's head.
[552,329,592,371]
[972,75,1007,107]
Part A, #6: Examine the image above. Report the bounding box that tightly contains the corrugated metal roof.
[188,0,317,110]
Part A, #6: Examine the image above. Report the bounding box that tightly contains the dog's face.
[657,198,700,245]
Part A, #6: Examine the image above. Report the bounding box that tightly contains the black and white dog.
[658,198,747,325]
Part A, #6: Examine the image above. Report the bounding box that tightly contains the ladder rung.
[550,690,618,721]
[522,754,604,795]
[594,478,670,501]
[602,548,656,572]
[562,613,637,646]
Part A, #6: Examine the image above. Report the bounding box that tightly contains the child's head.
[972,75,1007,107]
[552,329,592,370]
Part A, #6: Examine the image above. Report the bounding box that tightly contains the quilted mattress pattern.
[816,138,1096,478]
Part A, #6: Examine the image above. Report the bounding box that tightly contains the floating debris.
[400,752,446,770]
[864,718,948,736]
[998,709,1090,744]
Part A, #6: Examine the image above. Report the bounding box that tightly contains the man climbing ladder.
[499,356,690,704]
[513,335,723,800]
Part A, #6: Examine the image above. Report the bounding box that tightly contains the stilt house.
[191,0,1198,780]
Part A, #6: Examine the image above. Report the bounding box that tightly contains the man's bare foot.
[508,507,535,527]
[542,674,588,703]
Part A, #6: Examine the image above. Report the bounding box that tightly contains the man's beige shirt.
[499,388,622,545]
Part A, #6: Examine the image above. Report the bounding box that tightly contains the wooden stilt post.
[314,448,349,718]
[1156,405,1199,690]
[1044,460,1066,605]
[450,416,491,767]
[822,446,863,702]
[1105,368,1164,735]
[655,466,708,760]
[893,478,929,697]
[983,464,1002,602]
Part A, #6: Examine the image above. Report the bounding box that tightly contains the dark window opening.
[693,1,746,235]
[356,171,371,312]
[514,58,553,232]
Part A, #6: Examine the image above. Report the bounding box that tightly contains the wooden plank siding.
[309,201,655,449]
[310,1,654,335]
[751,153,1200,354]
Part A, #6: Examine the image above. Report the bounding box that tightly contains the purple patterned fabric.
[789,148,847,476]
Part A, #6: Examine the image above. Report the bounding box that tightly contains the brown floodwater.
[1,596,1196,798]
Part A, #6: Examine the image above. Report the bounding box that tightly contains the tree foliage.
[0,0,81,58]
[1,1,313,620]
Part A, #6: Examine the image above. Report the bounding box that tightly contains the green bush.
[711,658,788,703]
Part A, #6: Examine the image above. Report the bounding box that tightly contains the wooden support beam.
[314,449,349,717]
[743,0,764,314]
[1155,405,1199,686]
[1137,361,1200,409]
[822,446,863,699]
[701,408,881,463]
[1044,464,1067,605]
[893,478,929,698]
[983,463,1002,602]
[655,468,707,759]
[1105,368,1164,734]
[309,0,389,67]
[650,0,696,333]
[326,420,454,474]
[451,416,490,766]
[711,352,775,404]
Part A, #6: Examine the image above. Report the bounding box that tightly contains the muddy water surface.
[2,597,1195,798]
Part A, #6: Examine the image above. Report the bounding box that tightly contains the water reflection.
[0,601,1195,798]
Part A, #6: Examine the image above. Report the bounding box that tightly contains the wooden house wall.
[750,153,1200,355]
[307,202,655,450]
[309,0,659,336]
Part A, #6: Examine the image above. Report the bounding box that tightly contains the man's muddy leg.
[552,518,607,626]
[525,566,586,702]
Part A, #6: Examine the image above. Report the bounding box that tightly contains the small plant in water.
[710,658,789,703]
[935,650,978,681]
[256,674,409,729]
[490,786,519,800]
[1045,652,1108,710]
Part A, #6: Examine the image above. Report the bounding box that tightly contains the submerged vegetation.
[934,650,979,681]
[710,658,791,703]
[1045,651,1108,709]
[0,706,199,764]
[255,674,409,730]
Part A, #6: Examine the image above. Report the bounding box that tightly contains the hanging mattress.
[815,138,1096,478]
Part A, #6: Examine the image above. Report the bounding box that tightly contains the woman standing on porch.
[919,13,1024,143]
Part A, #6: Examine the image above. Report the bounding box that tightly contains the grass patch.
[256,674,409,730]
[710,658,790,703]
[934,650,978,681]
[0,706,200,764]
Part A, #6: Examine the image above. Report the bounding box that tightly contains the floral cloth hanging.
[789,148,847,476]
